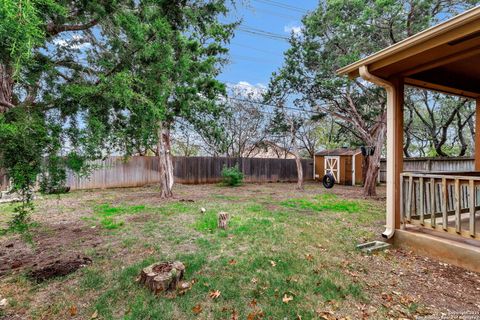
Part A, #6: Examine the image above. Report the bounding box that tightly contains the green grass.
[0,185,407,319]
[91,204,147,229]
[281,193,362,213]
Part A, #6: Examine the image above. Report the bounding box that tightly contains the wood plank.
[476,98,480,170]
[407,175,413,222]
[470,180,476,237]
[419,177,425,225]
[411,220,480,239]
[455,178,461,233]
[442,178,448,230]
[430,178,436,227]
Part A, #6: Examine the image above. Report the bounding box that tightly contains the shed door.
[344,156,353,185]
[324,156,340,182]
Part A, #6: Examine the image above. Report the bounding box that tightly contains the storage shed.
[314,148,363,185]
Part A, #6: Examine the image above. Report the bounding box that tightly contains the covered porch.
[338,6,480,271]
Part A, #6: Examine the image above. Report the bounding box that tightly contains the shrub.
[221,165,243,186]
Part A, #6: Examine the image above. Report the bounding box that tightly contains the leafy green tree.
[0,0,235,227]
[404,91,474,157]
[267,0,477,196]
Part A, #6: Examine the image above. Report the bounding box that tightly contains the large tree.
[199,83,270,157]
[403,91,474,157]
[0,0,235,226]
[266,0,477,196]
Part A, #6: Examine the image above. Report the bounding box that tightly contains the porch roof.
[337,6,480,99]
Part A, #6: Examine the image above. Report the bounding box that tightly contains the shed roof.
[337,6,480,98]
[315,148,361,156]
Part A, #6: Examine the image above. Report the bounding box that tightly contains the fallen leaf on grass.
[249,299,257,307]
[247,310,265,320]
[316,310,335,320]
[282,294,293,304]
[270,260,276,267]
[209,290,221,299]
[192,304,202,315]
[0,298,7,308]
[91,310,98,319]
[144,248,155,255]
[228,259,237,265]
[69,305,78,316]
[231,309,239,320]
[305,254,314,261]
[177,280,193,295]
[381,292,393,302]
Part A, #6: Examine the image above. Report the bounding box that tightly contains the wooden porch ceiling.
[337,6,480,98]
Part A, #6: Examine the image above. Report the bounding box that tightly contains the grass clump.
[93,204,146,229]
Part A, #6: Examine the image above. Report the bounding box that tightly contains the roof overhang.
[337,6,480,99]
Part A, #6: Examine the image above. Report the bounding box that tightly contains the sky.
[218,0,318,91]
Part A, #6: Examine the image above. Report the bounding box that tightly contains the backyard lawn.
[0,183,479,319]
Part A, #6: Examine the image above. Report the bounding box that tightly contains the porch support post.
[475,99,480,171]
[392,78,404,230]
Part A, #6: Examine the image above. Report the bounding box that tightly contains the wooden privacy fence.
[65,156,314,190]
[2,156,476,191]
[379,157,474,183]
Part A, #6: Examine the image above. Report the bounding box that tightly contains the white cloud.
[53,35,91,50]
[228,81,267,100]
[284,22,303,36]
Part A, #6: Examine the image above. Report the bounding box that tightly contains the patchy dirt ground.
[0,182,479,319]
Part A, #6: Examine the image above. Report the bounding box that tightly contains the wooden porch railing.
[401,172,480,239]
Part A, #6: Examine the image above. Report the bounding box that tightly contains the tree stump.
[218,212,229,229]
[139,261,185,295]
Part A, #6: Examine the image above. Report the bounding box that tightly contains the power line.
[253,0,308,14]
[230,42,279,55]
[227,97,324,115]
[230,54,275,64]
[237,25,290,41]
[242,25,290,39]
[249,7,300,20]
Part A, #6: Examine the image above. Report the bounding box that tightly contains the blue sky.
[219,0,318,90]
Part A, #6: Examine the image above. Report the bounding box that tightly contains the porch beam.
[401,46,480,77]
[476,99,480,171]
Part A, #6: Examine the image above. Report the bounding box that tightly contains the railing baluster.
[400,174,404,228]
[442,178,448,231]
[431,178,436,228]
[469,180,476,237]
[455,179,461,234]
[419,177,424,225]
[407,175,413,222]
[401,172,480,240]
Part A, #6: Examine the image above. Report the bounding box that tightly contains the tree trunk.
[139,261,185,295]
[363,124,386,197]
[363,154,380,197]
[0,63,14,114]
[290,126,303,190]
[157,122,174,198]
